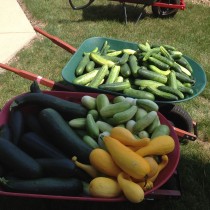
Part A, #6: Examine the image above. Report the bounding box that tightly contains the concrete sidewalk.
[0,0,36,65]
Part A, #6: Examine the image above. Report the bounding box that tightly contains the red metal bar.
[173,127,197,141]
[152,2,185,10]
[33,26,77,54]
[0,63,76,92]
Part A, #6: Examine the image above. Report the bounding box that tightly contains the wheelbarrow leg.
[122,2,128,24]
[136,4,147,23]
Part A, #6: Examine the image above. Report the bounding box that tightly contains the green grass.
[0,0,210,209]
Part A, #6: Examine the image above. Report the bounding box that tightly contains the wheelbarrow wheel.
[152,0,180,18]
[159,104,193,132]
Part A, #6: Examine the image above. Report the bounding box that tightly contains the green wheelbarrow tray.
[62,37,207,103]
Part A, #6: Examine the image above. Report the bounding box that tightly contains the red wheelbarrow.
[68,0,186,23]
[0,27,197,142]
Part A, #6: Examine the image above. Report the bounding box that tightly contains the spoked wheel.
[152,0,180,18]
[159,104,193,133]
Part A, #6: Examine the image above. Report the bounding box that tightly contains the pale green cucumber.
[86,113,100,139]
[138,130,150,139]
[90,53,115,67]
[88,109,99,121]
[105,65,120,84]
[73,70,98,85]
[113,105,138,124]
[146,115,160,134]
[83,135,99,149]
[88,65,109,88]
[96,94,110,112]
[112,96,125,103]
[99,81,131,92]
[81,95,96,110]
[96,121,113,133]
[123,88,155,101]
[100,101,131,118]
[68,118,86,129]
[135,108,148,121]
[151,124,170,139]
[133,111,157,134]
[136,99,159,112]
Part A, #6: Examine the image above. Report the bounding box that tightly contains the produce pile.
[0,88,176,203]
[73,41,195,101]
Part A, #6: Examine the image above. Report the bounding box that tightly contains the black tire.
[159,104,193,132]
[152,0,180,18]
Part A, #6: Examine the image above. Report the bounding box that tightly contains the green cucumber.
[158,86,184,99]
[138,43,150,52]
[115,76,124,82]
[177,86,194,95]
[73,70,98,85]
[123,87,155,101]
[96,94,110,112]
[151,124,170,139]
[75,54,90,76]
[168,70,177,89]
[146,86,178,101]
[69,118,86,129]
[148,65,171,76]
[138,130,150,139]
[119,53,130,65]
[133,111,157,134]
[138,68,168,84]
[99,81,131,92]
[151,53,174,66]
[163,44,176,51]
[160,46,173,61]
[96,121,113,133]
[136,99,159,112]
[142,47,160,61]
[134,79,165,89]
[86,113,100,139]
[128,54,140,77]
[169,50,183,59]
[85,61,95,72]
[176,57,193,73]
[113,105,138,124]
[112,96,125,103]
[88,65,109,88]
[146,115,160,134]
[100,101,131,118]
[175,72,195,84]
[148,57,170,70]
[106,50,123,57]
[105,65,121,84]
[88,109,99,121]
[90,53,115,67]
[135,108,148,121]
[83,135,99,149]
[81,95,96,110]
[120,63,131,78]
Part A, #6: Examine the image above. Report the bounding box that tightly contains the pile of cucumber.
[69,94,170,150]
[73,41,195,101]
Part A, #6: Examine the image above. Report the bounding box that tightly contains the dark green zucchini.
[38,108,93,164]
[36,158,92,182]
[30,81,42,93]
[18,132,66,159]
[8,109,25,145]
[24,112,45,136]
[0,124,12,141]
[0,138,42,179]
[0,177,83,196]
[10,93,88,120]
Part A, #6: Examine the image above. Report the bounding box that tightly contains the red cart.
[68,0,186,23]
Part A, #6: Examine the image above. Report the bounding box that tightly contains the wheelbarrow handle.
[33,26,77,54]
[0,63,76,92]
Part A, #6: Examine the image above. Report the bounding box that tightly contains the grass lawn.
[0,0,210,209]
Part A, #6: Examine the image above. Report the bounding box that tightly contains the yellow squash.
[103,136,150,180]
[89,148,122,177]
[136,135,175,157]
[117,172,144,203]
[110,127,150,147]
[89,177,122,198]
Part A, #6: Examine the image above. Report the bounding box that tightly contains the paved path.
[0,0,36,67]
